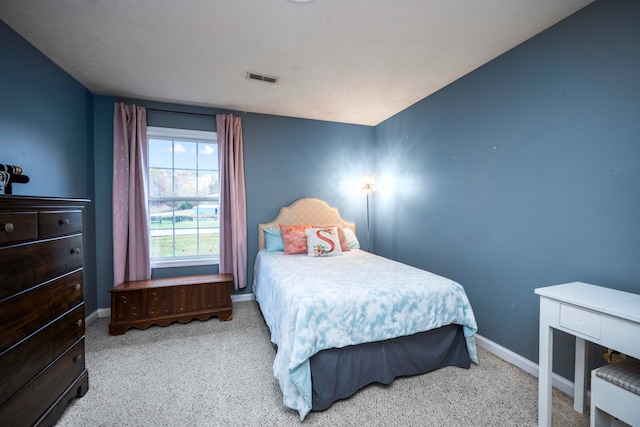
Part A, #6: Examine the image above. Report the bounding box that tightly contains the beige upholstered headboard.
[258,198,356,251]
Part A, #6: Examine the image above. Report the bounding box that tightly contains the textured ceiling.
[0,0,593,126]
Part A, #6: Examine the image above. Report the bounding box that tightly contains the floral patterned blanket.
[253,249,478,420]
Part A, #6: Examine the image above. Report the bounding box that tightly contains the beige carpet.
[56,301,589,426]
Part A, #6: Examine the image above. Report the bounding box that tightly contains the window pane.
[174,169,197,197]
[174,201,196,228]
[198,143,218,170]
[198,228,219,255]
[174,232,199,256]
[198,172,219,197]
[193,202,219,221]
[149,199,175,214]
[149,168,173,198]
[149,200,176,230]
[149,200,176,257]
[173,140,197,169]
[149,139,173,168]
[151,234,174,258]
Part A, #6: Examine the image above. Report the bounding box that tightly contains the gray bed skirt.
[309,324,470,411]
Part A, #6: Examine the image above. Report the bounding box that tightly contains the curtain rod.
[146,108,216,118]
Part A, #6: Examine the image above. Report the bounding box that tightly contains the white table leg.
[538,297,553,427]
[573,337,587,413]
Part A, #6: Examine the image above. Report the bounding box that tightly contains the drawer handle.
[73,354,83,362]
[75,319,83,327]
[75,283,82,291]
[59,218,70,225]
[70,247,81,255]
[2,222,14,233]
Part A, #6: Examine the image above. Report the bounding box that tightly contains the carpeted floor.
[56,301,589,426]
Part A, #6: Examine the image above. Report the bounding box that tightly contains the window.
[147,127,219,267]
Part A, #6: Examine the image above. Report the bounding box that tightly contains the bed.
[253,198,478,420]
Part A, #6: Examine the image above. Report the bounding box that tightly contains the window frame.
[147,126,219,269]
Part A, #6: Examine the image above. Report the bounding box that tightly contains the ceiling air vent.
[247,72,278,84]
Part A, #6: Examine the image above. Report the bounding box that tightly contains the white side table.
[535,282,640,426]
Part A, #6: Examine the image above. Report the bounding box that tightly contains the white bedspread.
[253,249,478,420]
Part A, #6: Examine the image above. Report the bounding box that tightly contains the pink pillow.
[314,224,350,252]
[279,224,312,255]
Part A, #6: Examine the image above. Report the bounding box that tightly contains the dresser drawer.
[0,304,85,403]
[560,303,601,339]
[0,212,37,245]
[0,338,85,427]
[39,210,82,238]
[0,270,84,351]
[0,235,83,300]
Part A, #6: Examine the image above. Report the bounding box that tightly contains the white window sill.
[151,257,219,269]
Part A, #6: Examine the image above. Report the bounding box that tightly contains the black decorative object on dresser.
[0,164,30,195]
[0,196,89,426]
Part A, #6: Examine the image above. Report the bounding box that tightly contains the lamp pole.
[362,175,376,252]
[366,191,371,252]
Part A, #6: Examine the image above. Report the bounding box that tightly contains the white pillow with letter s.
[305,227,343,257]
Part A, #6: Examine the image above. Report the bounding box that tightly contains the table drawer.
[0,304,85,403]
[0,212,37,245]
[0,338,85,427]
[0,270,84,351]
[560,303,601,339]
[0,235,83,300]
[609,316,640,359]
[39,210,82,238]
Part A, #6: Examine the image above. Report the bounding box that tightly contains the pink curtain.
[112,103,151,286]
[217,114,247,289]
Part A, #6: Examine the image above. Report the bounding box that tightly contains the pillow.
[263,227,284,252]
[279,224,313,255]
[305,226,343,257]
[313,223,350,252]
[342,227,360,249]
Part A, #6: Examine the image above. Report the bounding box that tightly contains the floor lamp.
[362,175,376,252]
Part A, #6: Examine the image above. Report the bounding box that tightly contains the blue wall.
[0,19,98,314]
[374,0,640,379]
[91,94,115,310]
[0,21,91,199]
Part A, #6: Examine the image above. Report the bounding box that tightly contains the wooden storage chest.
[109,274,233,335]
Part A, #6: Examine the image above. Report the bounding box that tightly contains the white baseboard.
[475,334,575,397]
[97,308,111,318]
[232,293,256,302]
[85,308,111,325]
[85,310,99,326]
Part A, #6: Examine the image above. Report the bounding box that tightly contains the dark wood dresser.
[0,196,89,426]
